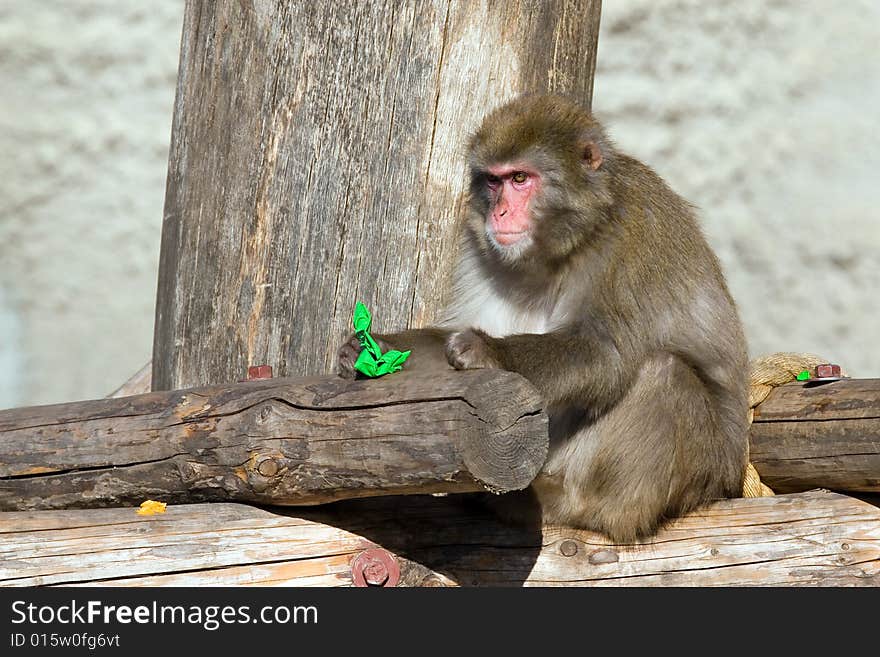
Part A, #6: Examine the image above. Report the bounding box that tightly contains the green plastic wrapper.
[796,369,811,381]
[352,302,411,378]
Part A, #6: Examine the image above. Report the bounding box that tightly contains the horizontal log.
[751,378,880,493]
[1,490,876,586]
[4,372,877,511]
[0,370,548,511]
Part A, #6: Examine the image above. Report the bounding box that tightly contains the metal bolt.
[559,540,579,557]
[363,561,389,586]
[815,363,841,379]
[247,365,273,380]
[351,548,400,587]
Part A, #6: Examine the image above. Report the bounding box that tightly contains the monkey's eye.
[511,171,528,184]
[485,174,501,188]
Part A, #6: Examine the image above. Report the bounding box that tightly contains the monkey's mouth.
[493,230,529,246]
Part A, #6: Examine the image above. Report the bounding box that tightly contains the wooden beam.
[0,370,547,511]
[152,0,602,391]
[1,490,876,587]
[7,374,880,512]
[750,378,880,493]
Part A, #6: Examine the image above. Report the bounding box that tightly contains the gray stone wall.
[0,1,183,407]
[1,1,877,408]
[594,0,880,381]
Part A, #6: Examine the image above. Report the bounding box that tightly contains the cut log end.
[458,369,549,493]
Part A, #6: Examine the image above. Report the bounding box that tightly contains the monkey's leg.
[336,328,453,378]
[537,352,746,543]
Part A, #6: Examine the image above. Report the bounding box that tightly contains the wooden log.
[0,370,548,511]
[750,378,880,493]
[8,374,879,511]
[152,0,602,392]
[1,490,876,587]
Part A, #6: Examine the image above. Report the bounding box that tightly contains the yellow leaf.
[136,500,167,516]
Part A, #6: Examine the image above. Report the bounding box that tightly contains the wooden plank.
[1,490,876,587]
[751,379,880,493]
[0,370,548,511]
[152,0,602,392]
[107,360,152,398]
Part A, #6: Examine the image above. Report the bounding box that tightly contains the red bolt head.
[351,548,400,587]
[815,364,841,378]
[247,365,273,380]
[362,560,389,586]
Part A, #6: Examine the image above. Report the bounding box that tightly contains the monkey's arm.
[447,328,636,412]
[337,328,453,378]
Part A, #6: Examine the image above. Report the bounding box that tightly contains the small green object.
[352,302,411,378]
[796,370,811,381]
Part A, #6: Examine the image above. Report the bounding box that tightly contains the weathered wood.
[751,379,880,493]
[1,490,876,587]
[152,0,602,392]
[107,360,152,398]
[0,370,548,511]
[9,374,880,510]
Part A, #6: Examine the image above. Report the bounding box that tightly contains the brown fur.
[338,94,749,543]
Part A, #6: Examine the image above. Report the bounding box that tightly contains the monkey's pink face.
[484,164,541,251]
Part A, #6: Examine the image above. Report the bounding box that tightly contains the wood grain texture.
[152,0,602,391]
[0,370,548,511]
[1,490,876,587]
[751,379,880,493]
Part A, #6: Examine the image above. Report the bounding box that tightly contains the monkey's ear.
[583,141,604,171]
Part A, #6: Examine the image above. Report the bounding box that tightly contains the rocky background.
[1,0,877,408]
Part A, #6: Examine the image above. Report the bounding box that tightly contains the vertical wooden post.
[152,0,602,391]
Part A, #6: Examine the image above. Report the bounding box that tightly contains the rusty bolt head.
[363,561,389,586]
[815,363,841,379]
[351,548,400,587]
[247,365,273,380]
[559,540,579,557]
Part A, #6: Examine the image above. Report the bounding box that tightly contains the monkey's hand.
[446,329,502,370]
[336,333,394,379]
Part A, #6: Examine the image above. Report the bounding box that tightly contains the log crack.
[0,453,191,481]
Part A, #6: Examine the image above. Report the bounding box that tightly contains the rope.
[741,352,847,498]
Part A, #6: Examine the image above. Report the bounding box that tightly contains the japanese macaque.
[338,94,749,543]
